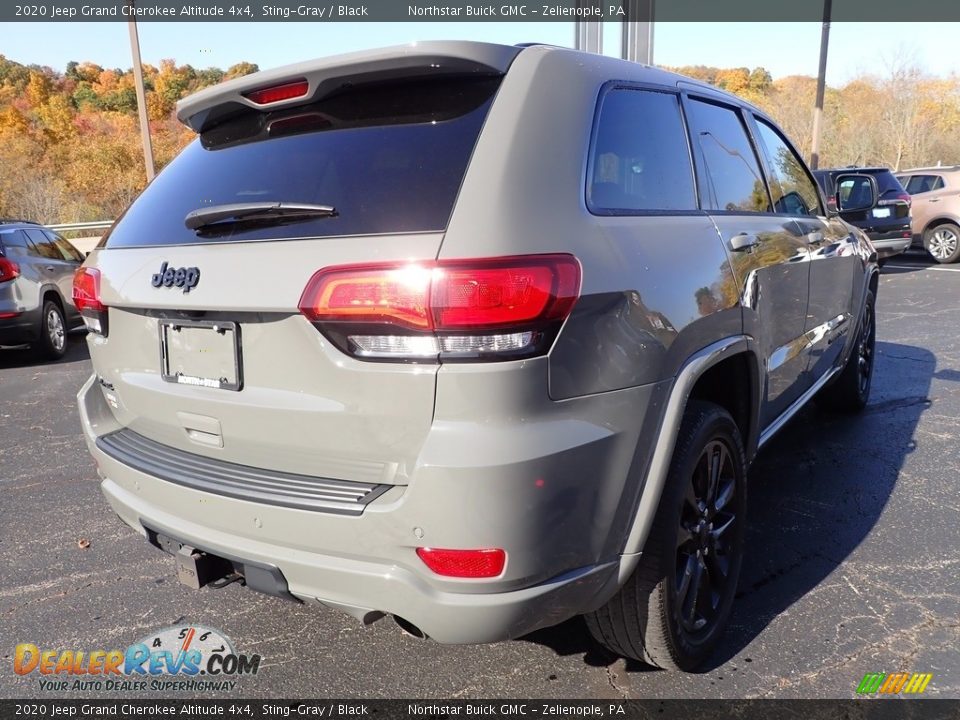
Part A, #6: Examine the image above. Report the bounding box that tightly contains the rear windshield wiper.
[184,202,337,231]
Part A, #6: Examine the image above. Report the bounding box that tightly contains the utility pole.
[810,0,832,171]
[128,1,155,181]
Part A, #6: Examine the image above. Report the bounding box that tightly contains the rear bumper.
[867,233,912,259]
[78,368,657,643]
[101,477,617,643]
[0,308,40,345]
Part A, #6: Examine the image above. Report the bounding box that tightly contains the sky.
[0,21,956,85]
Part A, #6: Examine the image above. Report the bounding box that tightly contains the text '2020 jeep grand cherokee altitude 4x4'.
[75,42,879,670]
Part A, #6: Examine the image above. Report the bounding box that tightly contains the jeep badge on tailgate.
[151,262,200,293]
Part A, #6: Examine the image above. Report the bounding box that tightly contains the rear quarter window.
[103,76,501,248]
[587,87,697,213]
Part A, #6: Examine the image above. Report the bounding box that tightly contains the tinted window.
[754,118,822,216]
[0,229,29,256]
[837,176,875,210]
[588,88,696,212]
[686,99,770,213]
[813,171,833,196]
[868,169,907,198]
[46,231,84,262]
[24,229,61,259]
[905,174,944,194]
[104,76,500,248]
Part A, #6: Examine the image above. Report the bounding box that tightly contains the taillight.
[242,79,309,105]
[881,191,912,207]
[72,267,108,335]
[298,255,581,361]
[416,548,506,579]
[0,257,19,282]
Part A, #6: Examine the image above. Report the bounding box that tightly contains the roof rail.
[899,165,960,172]
[0,218,39,225]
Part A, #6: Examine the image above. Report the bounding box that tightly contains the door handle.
[728,233,759,252]
[805,231,824,244]
[44,265,56,272]
[929,198,941,203]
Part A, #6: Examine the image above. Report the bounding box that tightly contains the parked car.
[74,42,879,671]
[895,166,960,263]
[0,219,85,358]
[813,167,912,262]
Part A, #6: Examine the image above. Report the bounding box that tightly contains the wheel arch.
[921,214,960,236]
[40,285,65,312]
[613,335,761,586]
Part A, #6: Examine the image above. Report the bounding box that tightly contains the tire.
[923,223,960,264]
[35,300,68,360]
[817,289,875,413]
[585,400,747,671]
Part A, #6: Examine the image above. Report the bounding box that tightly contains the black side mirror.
[834,173,879,213]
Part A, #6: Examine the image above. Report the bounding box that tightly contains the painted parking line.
[884,264,960,272]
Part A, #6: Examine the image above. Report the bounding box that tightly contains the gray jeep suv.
[75,42,879,670]
[0,219,85,358]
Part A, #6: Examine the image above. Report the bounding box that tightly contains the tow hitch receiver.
[175,544,233,589]
[143,524,297,601]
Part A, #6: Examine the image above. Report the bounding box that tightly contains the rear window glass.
[104,76,501,248]
[866,169,907,197]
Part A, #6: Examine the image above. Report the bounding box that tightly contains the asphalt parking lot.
[1,250,957,700]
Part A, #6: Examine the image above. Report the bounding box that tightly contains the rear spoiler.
[176,41,522,134]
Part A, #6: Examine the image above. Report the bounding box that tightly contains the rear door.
[86,73,502,484]
[23,228,76,308]
[683,95,812,427]
[903,173,947,236]
[47,230,84,320]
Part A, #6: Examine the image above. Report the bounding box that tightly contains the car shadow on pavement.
[519,341,934,674]
[0,331,90,370]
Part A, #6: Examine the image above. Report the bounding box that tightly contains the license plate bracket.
[159,319,243,391]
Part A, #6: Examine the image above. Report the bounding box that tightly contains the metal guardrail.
[47,221,113,233]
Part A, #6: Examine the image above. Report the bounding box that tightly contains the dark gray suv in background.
[75,42,880,671]
[0,219,84,359]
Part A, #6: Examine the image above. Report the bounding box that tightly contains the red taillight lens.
[300,255,580,331]
[299,255,581,361]
[434,260,579,329]
[243,79,309,105]
[302,263,434,330]
[72,267,104,313]
[0,257,19,282]
[416,548,506,578]
[73,267,108,335]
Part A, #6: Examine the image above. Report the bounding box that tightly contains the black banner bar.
[1,700,959,720]
[5,0,960,22]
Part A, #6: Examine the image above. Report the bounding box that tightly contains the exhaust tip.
[393,615,427,639]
